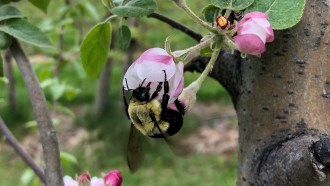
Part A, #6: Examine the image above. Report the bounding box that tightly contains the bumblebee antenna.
[124,78,134,91]
[139,78,147,87]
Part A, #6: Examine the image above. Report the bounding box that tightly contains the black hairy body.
[123,70,185,171]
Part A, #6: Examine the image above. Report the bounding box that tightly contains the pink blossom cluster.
[63,170,122,186]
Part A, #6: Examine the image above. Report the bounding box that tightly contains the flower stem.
[173,0,218,34]
[194,49,221,89]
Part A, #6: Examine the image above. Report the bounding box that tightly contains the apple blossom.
[63,171,122,186]
[77,173,91,185]
[63,176,78,186]
[123,48,184,104]
[233,11,274,56]
[104,170,122,186]
[90,177,104,186]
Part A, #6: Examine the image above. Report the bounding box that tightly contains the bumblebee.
[123,70,185,171]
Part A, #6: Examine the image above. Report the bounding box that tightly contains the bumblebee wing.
[127,123,144,173]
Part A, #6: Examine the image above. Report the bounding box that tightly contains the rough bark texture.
[235,1,330,185]
[187,1,330,185]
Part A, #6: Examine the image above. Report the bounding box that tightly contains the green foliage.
[246,0,306,30]
[80,21,112,78]
[119,25,131,50]
[0,6,24,21]
[211,0,254,11]
[202,5,221,23]
[28,0,50,13]
[0,53,3,77]
[111,0,157,17]
[0,32,12,49]
[0,18,52,48]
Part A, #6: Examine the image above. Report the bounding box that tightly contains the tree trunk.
[94,59,112,118]
[187,1,330,185]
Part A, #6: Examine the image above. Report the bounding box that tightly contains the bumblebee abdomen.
[128,100,162,136]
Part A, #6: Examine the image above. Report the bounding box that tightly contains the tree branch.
[148,12,202,41]
[185,50,242,105]
[0,116,46,184]
[9,39,63,186]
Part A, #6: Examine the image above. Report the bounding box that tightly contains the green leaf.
[211,0,254,11]
[0,6,24,21]
[111,0,157,17]
[203,5,221,23]
[0,18,52,48]
[245,0,306,30]
[119,25,131,50]
[0,51,3,77]
[0,31,12,49]
[80,22,111,78]
[28,0,50,13]
[20,169,35,186]
[60,151,78,164]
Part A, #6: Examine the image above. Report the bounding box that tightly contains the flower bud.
[233,11,274,56]
[104,170,122,186]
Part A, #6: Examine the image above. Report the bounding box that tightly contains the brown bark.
[186,1,330,185]
[235,1,330,185]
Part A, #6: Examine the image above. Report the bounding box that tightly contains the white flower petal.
[91,177,104,186]
[63,176,78,186]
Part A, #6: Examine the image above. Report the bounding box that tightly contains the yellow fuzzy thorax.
[128,98,169,136]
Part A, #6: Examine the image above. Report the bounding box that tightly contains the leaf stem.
[103,15,118,23]
[173,0,218,34]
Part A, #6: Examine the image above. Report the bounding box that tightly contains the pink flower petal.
[104,170,122,186]
[234,34,266,55]
[238,19,268,43]
[135,58,176,82]
[63,176,78,186]
[168,62,184,103]
[123,63,141,90]
[91,177,104,186]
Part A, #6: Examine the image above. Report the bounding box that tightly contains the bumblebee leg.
[122,87,130,119]
[149,111,167,138]
[161,70,170,109]
[151,81,163,100]
[174,99,186,116]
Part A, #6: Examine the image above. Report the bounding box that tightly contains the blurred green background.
[0,0,237,185]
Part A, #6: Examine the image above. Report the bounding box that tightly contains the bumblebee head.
[132,86,150,101]
[131,79,151,101]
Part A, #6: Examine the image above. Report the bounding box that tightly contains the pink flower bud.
[77,173,91,186]
[234,11,274,56]
[123,48,184,104]
[104,170,122,186]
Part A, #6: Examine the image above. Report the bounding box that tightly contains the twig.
[0,116,46,184]
[9,39,63,186]
[148,12,202,41]
[3,50,17,110]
